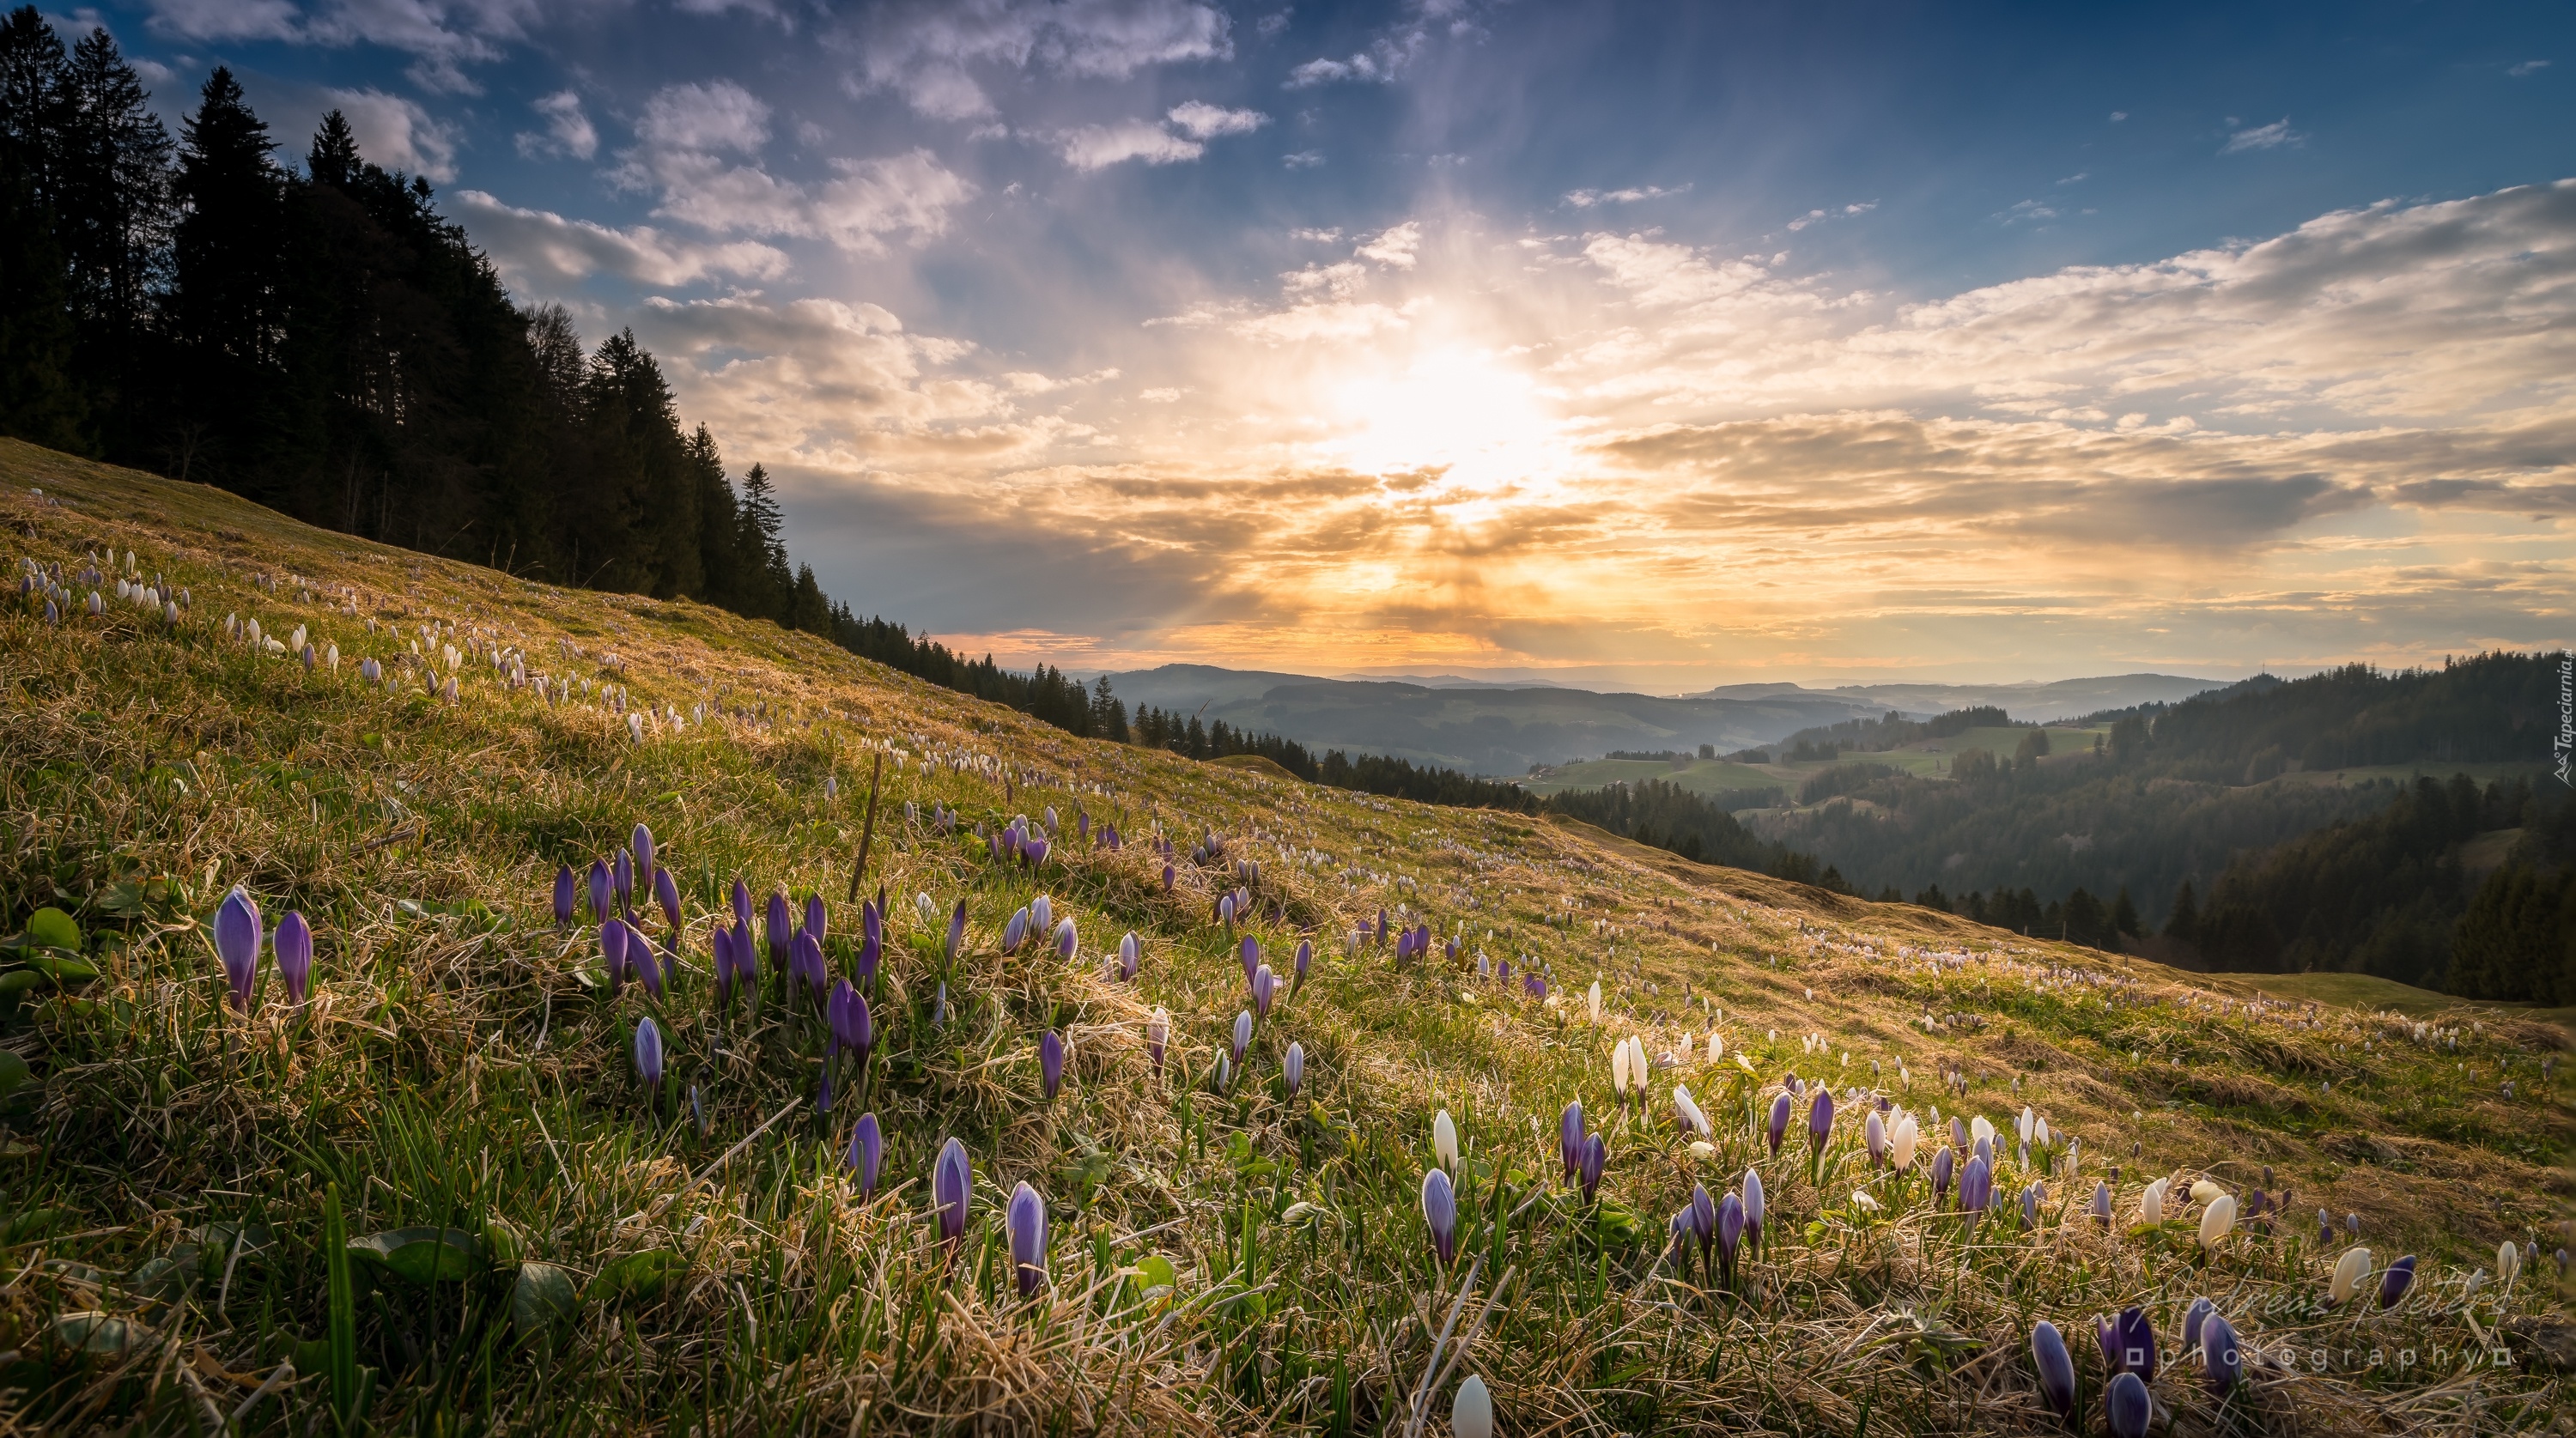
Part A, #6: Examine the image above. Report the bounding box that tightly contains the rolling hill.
[1,440,2567,1435]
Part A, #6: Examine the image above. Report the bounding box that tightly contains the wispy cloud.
[1056,120,1203,170]
[2507,58,2550,77]
[2221,116,2304,154]
[1167,101,1267,139]
[515,89,596,161]
[844,0,1233,119]
[1564,184,1689,209]
[456,191,792,287]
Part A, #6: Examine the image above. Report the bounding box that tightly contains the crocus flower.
[2500,1239,2523,1291]
[2032,1320,2075,1420]
[1865,1109,1887,1167]
[554,865,576,928]
[632,823,655,887]
[614,849,634,905]
[731,919,757,991]
[1002,907,1030,954]
[1766,1092,1792,1157]
[1239,935,1260,986]
[1232,1010,1253,1065]
[1716,1191,1745,1280]
[1292,938,1312,988]
[731,877,752,930]
[1120,931,1140,980]
[1741,1168,1765,1252]
[766,891,792,971]
[2090,1181,2113,1228]
[2140,1178,2168,1224]
[2202,1311,2242,1395]
[1031,894,1052,932]
[655,867,683,936]
[1040,1030,1066,1099]
[1053,917,1077,962]
[1807,1087,1834,1153]
[2379,1254,2415,1309]
[1959,1152,1993,1217]
[1579,1133,1607,1202]
[805,893,828,946]
[830,981,874,1068]
[1433,1109,1460,1171]
[2183,1297,2213,1355]
[1284,1041,1305,1099]
[600,918,630,991]
[274,910,313,1004]
[1688,1182,1716,1270]
[848,1113,882,1198]
[1932,1144,1956,1206]
[2020,1181,2043,1230]
[1147,1008,1170,1074]
[1891,1114,1918,1171]
[933,1138,971,1258]
[1253,964,1278,1017]
[792,930,825,997]
[1451,1374,1492,1438]
[2097,1306,2155,1380]
[1421,1167,1458,1267]
[635,1016,664,1087]
[215,886,264,1011]
[1559,1101,1585,1183]
[1674,1084,1710,1138]
[1008,1180,1048,1296]
[2330,1247,2372,1305]
[946,899,967,963]
[2105,1371,2149,1438]
[2198,1193,2237,1251]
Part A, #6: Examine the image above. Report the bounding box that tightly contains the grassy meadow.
[0,440,2569,1435]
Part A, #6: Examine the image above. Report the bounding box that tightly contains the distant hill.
[1103,664,1893,774]
[1693,672,2233,725]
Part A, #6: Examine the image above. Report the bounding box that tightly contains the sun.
[1307,343,1571,493]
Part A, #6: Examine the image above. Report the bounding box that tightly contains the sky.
[66,0,2576,691]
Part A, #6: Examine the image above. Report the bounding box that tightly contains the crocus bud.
[1002,908,1030,954]
[1558,1101,1585,1182]
[1741,1168,1765,1249]
[2105,1371,2149,1438]
[655,867,683,935]
[1433,1109,1460,1170]
[2330,1246,2372,1305]
[766,890,792,970]
[1767,1092,1792,1156]
[848,1113,882,1198]
[1120,931,1140,980]
[274,910,313,1005]
[2379,1254,2415,1309]
[1147,1008,1169,1074]
[1451,1374,1492,1438]
[2202,1311,2241,1395]
[599,918,629,990]
[1054,917,1077,962]
[1891,1114,1917,1172]
[933,1138,971,1258]
[215,886,263,1012]
[614,849,634,904]
[1421,1167,1458,1266]
[2140,1178,2168,1225]
[1959,1152,1993,1217]
[1040,1030,1066,1100]
[2500,1239,2523,1290]
[634,1016,664,1087]
[1865,1109,1887,1167]
[1932,1144,1955,1206]
[1716,1191,1745,1277]
[631,823,655,886]
[946,899,967,962]
[2197,1193,2237,1251]
[1807,1087,1834,1151]
[1031,894,1052,933]
[1008,1180,1048,1296]
[1674,1084,1710,1138]
[554,865,576,928]
[2183,1297,2213,1355]
[2090,1180,2112,1228]
[2097,1305,2155,1380]
[1293,938,1312,986]
[1253,963,1277,1017]
[1232,1010,1253,1065]
[2032,1320,2075,1420]
[1579,1133,1607,1202]
[1284,1041,1305,1099]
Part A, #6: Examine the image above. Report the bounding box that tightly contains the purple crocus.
[274,910,313,1005]
[1766,1091,1792,1157]
[1146,1009,1169,1074]
[613,849,634,906]
[1933,1145,1956,1207]
[1253,964,1278,1018]
[830,980,874,1069]
[1040,1030,1066,1100]
[2097,1306,2155,1381]
[633,922,665,998]
[1421,1167,1458,1267]
[793,929,826,996]
[600,918,630,992]
[933,1137,971,1259]
[713,924,740,1003]
[655,867,683,936]
[1284,1041,1305,1099]
[1579,1132,1607,1202]
[1559,1101,1586,1183]
[2202,1311,2242,1395]
[1807,1087,1834,1154]
[1239,935,1259,986]
[805,893,827,945]
[1119,931,1140,980]
[588,859,611,920]
[1741,1169,1765,1253]
[1688,1183,1716,1271]
[2182,1298,2213,1356]
[848,1113,882,1198]
[634,1016,664,1087]
[1001,907,1030,954]
[1292,938,1312,989]
[945,899,967,963]
[631,823,655,888]
[2105,1372,2149,1438]
[731,918,757,990]
[1023,835,1051,869]
[1232,1010,1253,1065]
[1959,1152,1994,1218]
[1716,1191,1746,1281]
[1008,1180,1048,1296]
[2032,1320,2075,1420]
[215,887,264,1011]
[1053,917,1077,962]
[731,877,752,930]
[766,890,792,972]
[554,865,576,928]
[2379,1254,2415,1309]
[1161,862,1175,894]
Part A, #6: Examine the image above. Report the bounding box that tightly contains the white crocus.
[2197,1193,2236,1250]
[1433,1109,1460,1172]
[1891,1114,1919,1171]
[1588,980,1602,1025]
[2499,1240,2522,1291]
[2140,1177,2169,1224]
[1971,1115,1996,1148]
[1451,1374,1493,1438]
[2330,1247,2372,1305]
[1611,1038,1632,1096]
[2190,1178,2226,1206]
[1674,1084,1710,1138]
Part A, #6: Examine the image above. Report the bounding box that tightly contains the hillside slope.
[0,440,2567,1435]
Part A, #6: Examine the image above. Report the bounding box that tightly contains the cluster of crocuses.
[210,885,316,1014]
[925,1135,1053,1299]
[2026,1299,2250,1435]
[998,893,1076,962]
[556,824,687,1000]
[984,814,1053,869]
[1667,1167,1765,1289]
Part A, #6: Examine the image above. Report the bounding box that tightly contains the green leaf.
[23,908,79,953]
[0,970,46,995]
[19,951,99,981]
[1131,1253,1177,1300]
[0,1050,31,1104]
[347,1227,484,1285]
[483,1215,526,1267]
[584,1249,685,1303]
[511,1262,579,1338]
[4,1205,66,1242]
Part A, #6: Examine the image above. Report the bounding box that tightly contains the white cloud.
[1995,198,2057,225]
[1355,220,1419,268]
[1139,386,1184,401]
[2109,110,2127,121]
[848,0,1232,119]
[1289,227,1340,241]
[1167,100,1267,139]
[1057,119,1203,170]
[1282,149,1323,168]
[1564,184,1686,209]
[454,191,792,287]
[2221,117,2303,155]
[1256,9,1290,39]
[636,79,769,155]
[143,0,538,92]
[325,88,459,182]
[811,151,976,250]
[515,88,596,161]
[2507,59,2549,77]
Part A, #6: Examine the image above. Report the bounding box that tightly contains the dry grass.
[0,439,2567,1435]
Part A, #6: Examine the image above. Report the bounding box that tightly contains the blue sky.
[66,0,2576,688]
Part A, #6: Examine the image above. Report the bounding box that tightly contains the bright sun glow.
[1306,344,1570,492]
